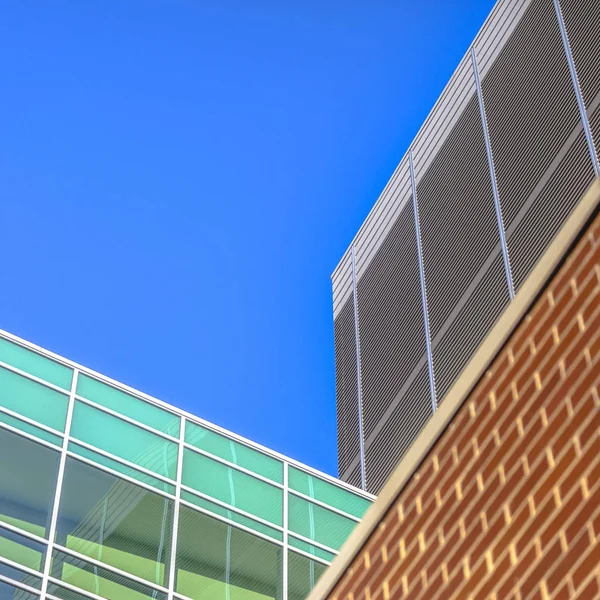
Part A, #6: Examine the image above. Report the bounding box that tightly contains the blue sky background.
[0,0,495,477]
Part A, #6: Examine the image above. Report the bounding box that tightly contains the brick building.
[311,180,600,599]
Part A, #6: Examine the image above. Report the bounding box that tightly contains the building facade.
[311,178,600,600]
[0,330,373,600]
[333,0,600,493]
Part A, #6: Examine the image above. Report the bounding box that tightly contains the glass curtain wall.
[0,333,373,600]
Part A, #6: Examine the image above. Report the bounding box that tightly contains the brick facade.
[316,190,600,598]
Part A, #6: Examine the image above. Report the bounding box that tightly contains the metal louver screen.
[479,0,595,291]
[415,93,511,402]
[364,364,432,494]
[432,250,510,400]
[333,297,360,478]
[559,0,600,162]
[356,201,427,441]
[344,463,362,489]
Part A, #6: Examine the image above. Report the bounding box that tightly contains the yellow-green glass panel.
[76,374,179,435]
[51,550,167,600]
[288,551,327,600]
[0,336,72,390]
[70,401,178,480]
[56,457,173,587]
[185,421,283,483]
[182,449,282,526]
[0,525,46,572]
[175,506,282,600]
[0,366,68,432]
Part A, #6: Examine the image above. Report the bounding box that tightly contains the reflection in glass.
[0,427,60,538]
[288,495,356,551]
[0,580,39,600]
[70,402,178,480]
[288,551,327,600]
[176,506,282,600]
[185,422,283,483]
[182,449,282,526]
[56,458,173,587]
[50,551,167,600]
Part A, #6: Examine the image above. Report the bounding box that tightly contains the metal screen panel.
[559,0,600,162]
[333,297,360,479]
[431,251,510,400]
[479,0,595,291]
[363,364,432,494]
[356,201,427,442]
[415,92,511,402]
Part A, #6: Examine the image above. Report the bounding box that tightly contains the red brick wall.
[327,209,600,599]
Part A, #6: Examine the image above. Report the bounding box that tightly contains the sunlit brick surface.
[328,209,600,599]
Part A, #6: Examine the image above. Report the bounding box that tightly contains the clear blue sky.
[0,0,495,477]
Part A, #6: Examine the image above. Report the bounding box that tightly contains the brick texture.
[327,209,600,599]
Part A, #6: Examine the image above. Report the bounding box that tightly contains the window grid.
[0,329,373,600]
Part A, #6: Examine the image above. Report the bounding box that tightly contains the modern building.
[311,178,600,600]
[0,329,374,600]
[333,0,600,494]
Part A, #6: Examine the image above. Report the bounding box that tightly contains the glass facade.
[0,331,374,600]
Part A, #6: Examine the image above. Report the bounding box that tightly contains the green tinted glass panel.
[0,412,62,447]
[0,427,61,538]
[288,551,327,600]
[76,374,179,435]
[0,366,68,432]
[0,581,38,599]
[182,449,282,526]
[0,525,46,572]
[56,457,173,586]
[176,506,282,600]
[185,421,283,483]
[70,401,178,480]
[287,536,335,563]
[288,495,356,551]
[288,466,371,518]
[0,561,42,590]
[46,584,96,600]
[180,491,283,542]
[0,336,72,390]
[68,443,175,495]
[51,551,167,600]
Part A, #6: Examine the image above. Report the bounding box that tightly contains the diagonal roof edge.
[309,177,600,600]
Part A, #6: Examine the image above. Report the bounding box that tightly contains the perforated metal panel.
[364,364,432,494]
[479,0,595,291]
[356,200,427,442]
[558,0,600,163]
[333,297,360,478]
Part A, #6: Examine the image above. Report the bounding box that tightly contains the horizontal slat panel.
[474,0,533,79]
[364,364,432,494]
[416,93,502,340]
[354,158,412,281]
[334,298,360,477]
[412,56,476,184]
[432,250,510,401]
[356,201,427,440]
[480,0,594,291]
